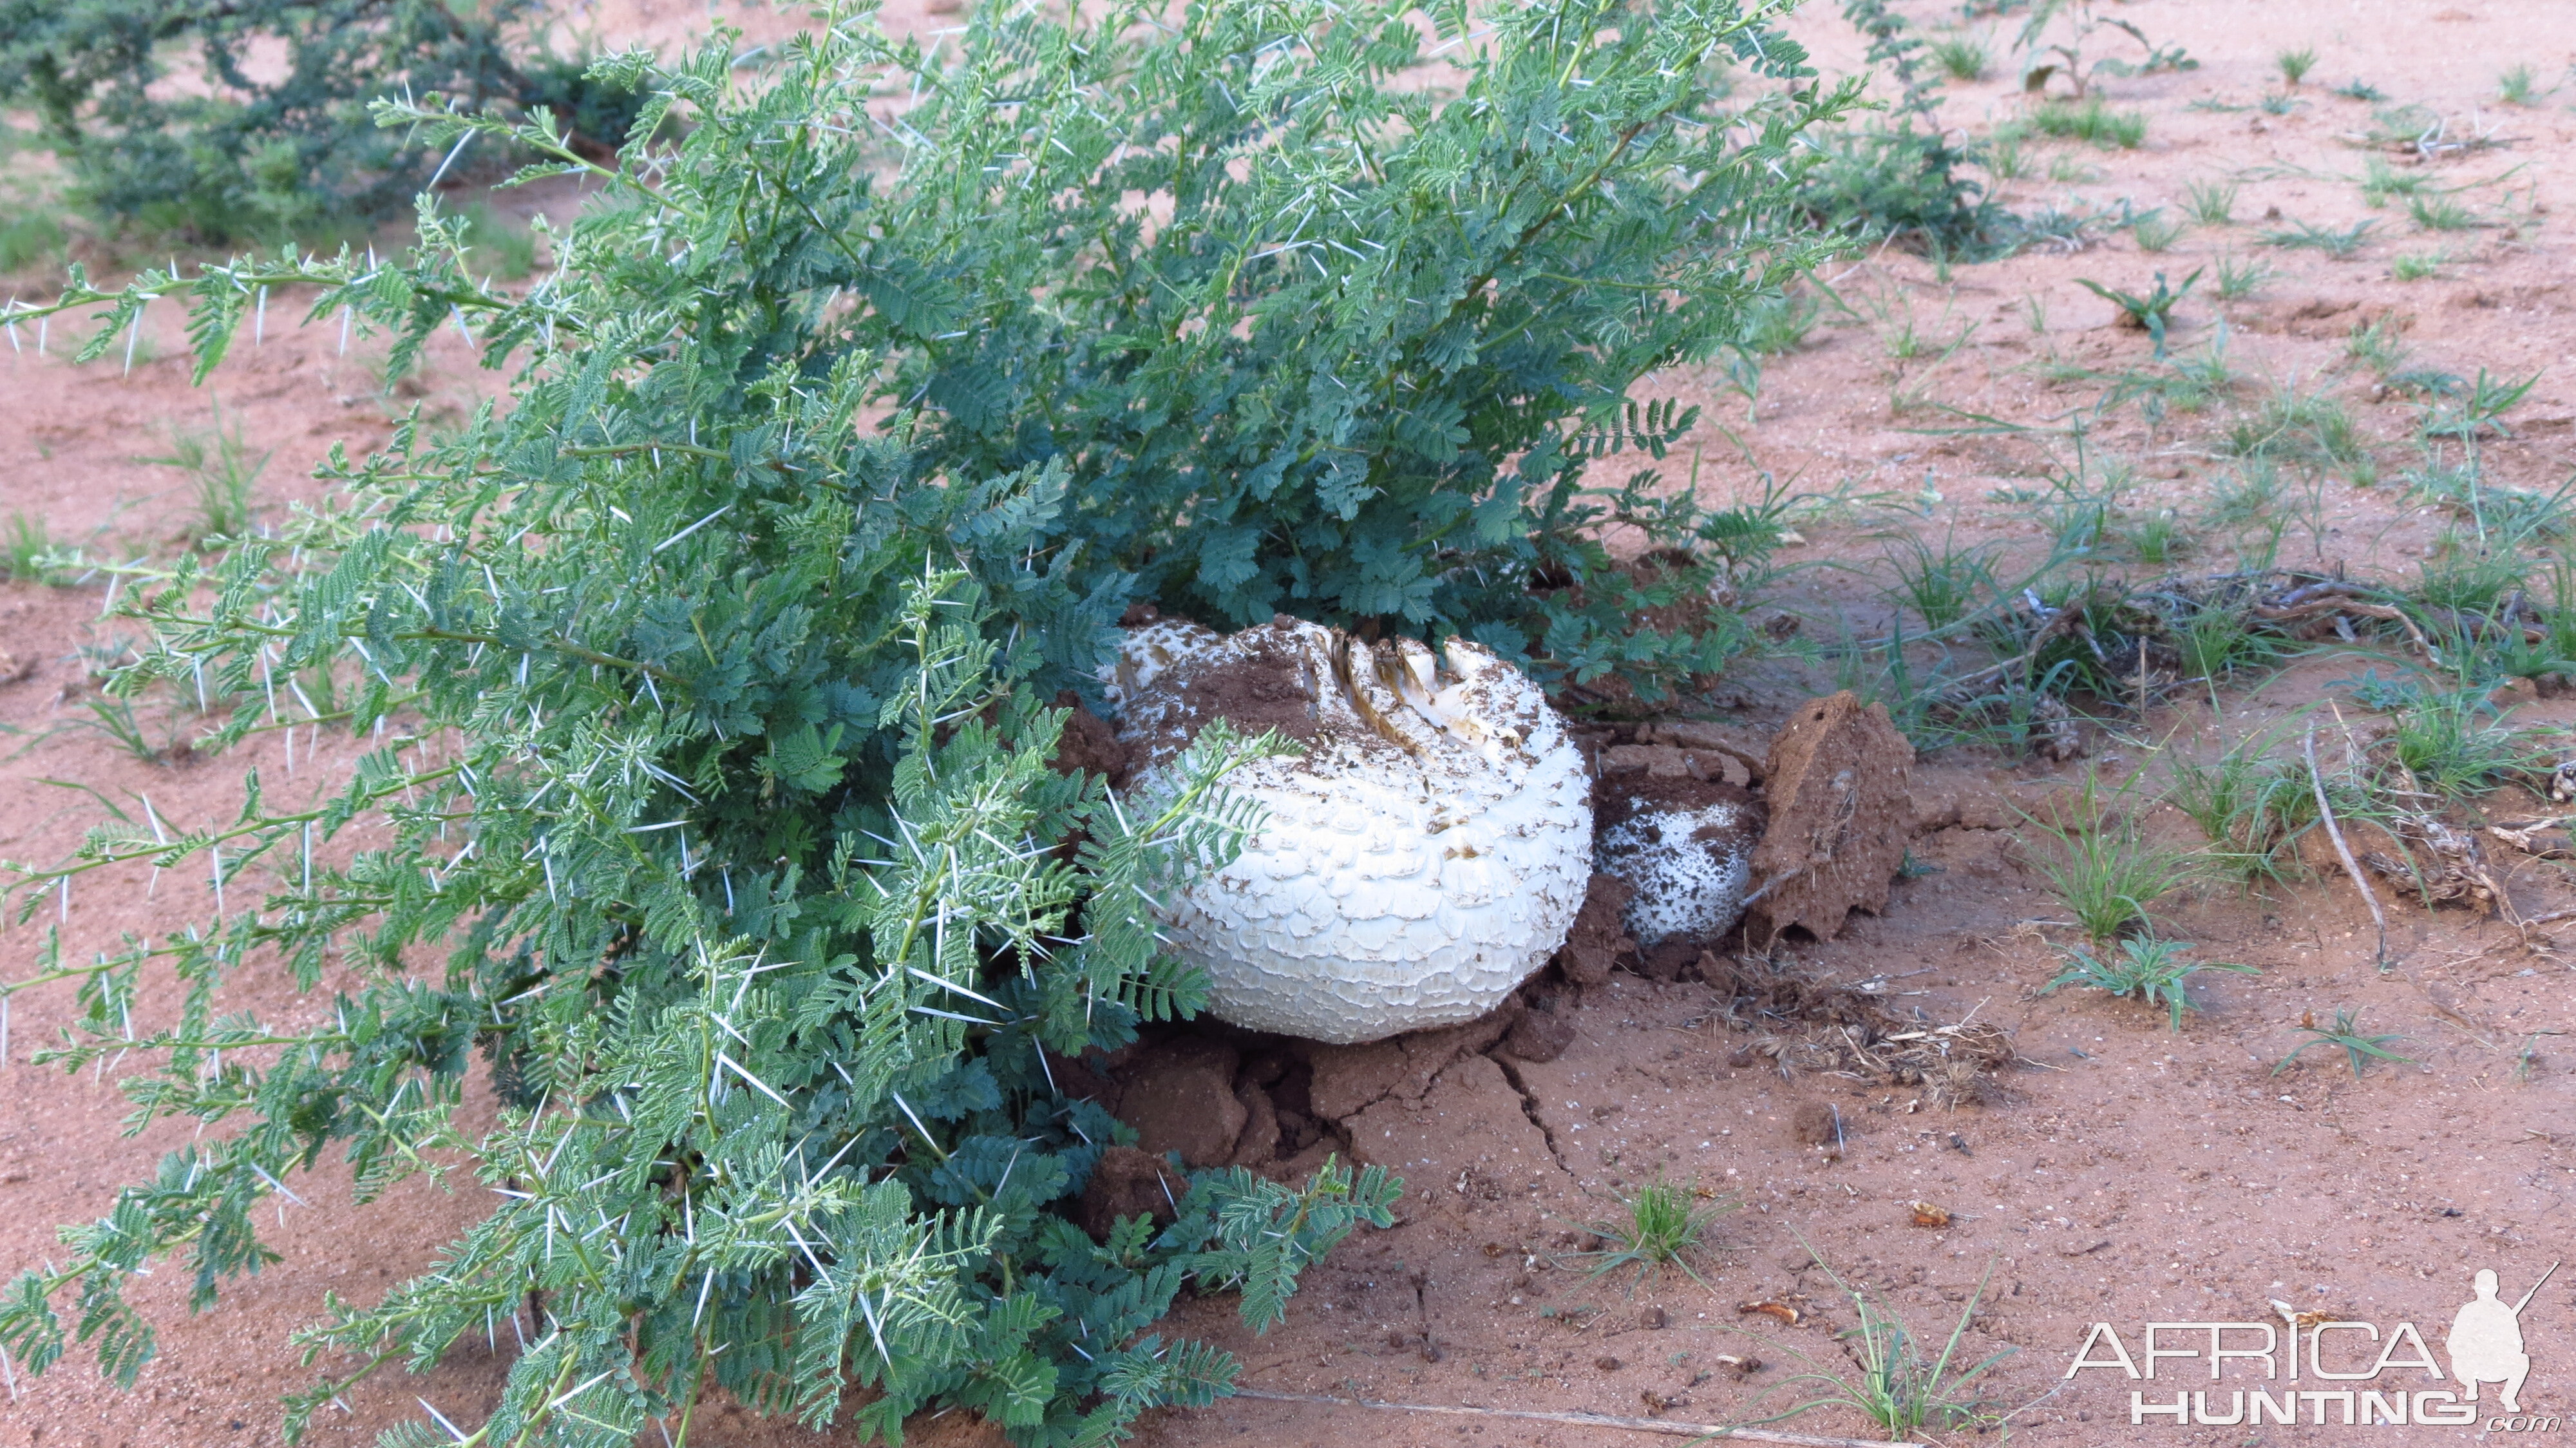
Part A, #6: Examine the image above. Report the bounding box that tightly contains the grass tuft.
[1933,33,1991,83]
[2212,253,2273,300]
[2043,937,2257,1031]
[2276,47,2318,87]
[2032,98,2146,149]
[2262,218,2374,258]
[1568,1177,1728,1293]
[144,404,272,548]
[1754,1248,2016,1439]
[2182,178,2237,226]
[2025,776,2198,943]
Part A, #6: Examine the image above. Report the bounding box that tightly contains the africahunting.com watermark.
[2064,1262,2559,1431]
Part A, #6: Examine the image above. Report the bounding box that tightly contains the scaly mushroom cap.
[1110,617,1591,1045]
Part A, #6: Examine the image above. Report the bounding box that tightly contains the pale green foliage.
[2042,937,2255,1031]
[1752,1247,2014,1437]
[0,2,1842,1443]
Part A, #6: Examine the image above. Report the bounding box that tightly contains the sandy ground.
[3,1,2575,1445]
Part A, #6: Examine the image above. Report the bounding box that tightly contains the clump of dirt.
[1788,1100,1841,1146]
[1073,1146,1183,1241]
[1048,691,1132,788]
[1548,873,1636,987]
[1745,691,1915,949]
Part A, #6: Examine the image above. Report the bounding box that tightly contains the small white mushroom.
[1110,617,1592,1045]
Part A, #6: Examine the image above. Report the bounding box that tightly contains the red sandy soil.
[4,2,2575,1446]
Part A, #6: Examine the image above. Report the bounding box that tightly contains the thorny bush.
[0,0,647,242]
[0,1,1851,1443]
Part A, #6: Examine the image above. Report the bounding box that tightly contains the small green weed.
[2,513,62,585]
[2403,459,2572,540]
[2116,508,2191,564]
[2498,64,2544,107]
[1569,1177,1728,1293]
[2257,91,2301,117]
[2331,79,2387,102]
[1752,1249,2014,1440]
[2359,156,2432,207]
[2213,253,2273,300]
[1934,33,1991,82]
[2274,1007,2410,1078]
[2174,603,2278,680]
[2032,97,2147,149]
[2332,665,2428,713]
[2027,779,2198,943]
[143,404,272,548]
[1738,289,1823,356]
[2420,369,2541,441]
[2276,47,2318,88]
[2132,211,2186,252]
[2226,383,2367,473]
[2043,937,2255,1031]
[1885,533,2002,633]
[2344,316,2410,378]
[2409,193,2478,232]
[2262,218,2374,258]
[2078,269,2200,358]
[2183,178,2237,226]
[1988,131,2029,182]
[2387,689,2525,797]
[2046,153,2102,185]
[2168,733,2320,885]
[75,696,173,764]
[2391,250,2448,281]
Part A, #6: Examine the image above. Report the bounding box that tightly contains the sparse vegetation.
[2076,268,2199,358]
[2031,97,2148,148]
[2498,64,2544,108]
[1884,532,2003,631]
[2275,1008,2412,1078]
[2131,211,2184,252]
[2392,250,2449,281]
[2385,688,2527,797]
[2183,178,2237,226]
[2043,937,2255,1031]
[2409,193,2478,232]
[2213,253,2273,300]
[2169,732,2320,886]
[1,511,60,584]
[2360,156,2432,207]
[142,404,270,548]
[1752,1248,2014,1439]
[2276,46,2318,88]
[2026,779,2198,942]
[1933,32,1991,82]
[1568,1177,1729,1292]
[2262,218,2375,258]
[2420,369,2541,441]
[2345,316,2410,378]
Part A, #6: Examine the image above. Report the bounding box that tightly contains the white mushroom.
[1110,617,1591,1045]
[1593,781,1761,948]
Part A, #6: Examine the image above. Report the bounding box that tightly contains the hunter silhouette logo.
[2451,1263,2556,1415]
[2065,1260,2561,1428]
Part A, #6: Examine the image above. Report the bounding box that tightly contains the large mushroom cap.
[1110,617,1591,1045]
